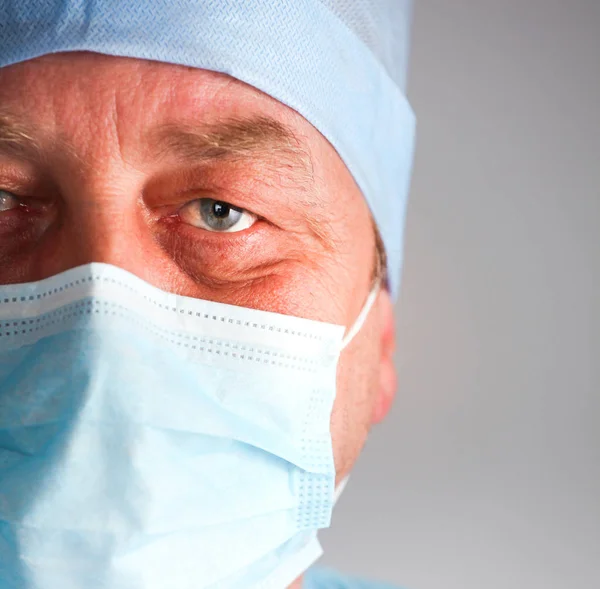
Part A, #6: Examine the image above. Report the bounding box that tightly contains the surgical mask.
[0,263,378,589]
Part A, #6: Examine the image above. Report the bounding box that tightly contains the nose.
[46,177,165,286]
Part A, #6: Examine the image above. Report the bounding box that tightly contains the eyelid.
[0,189,19,198]
[172,191,254,215]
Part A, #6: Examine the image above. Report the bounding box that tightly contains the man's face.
[0,53,397,482]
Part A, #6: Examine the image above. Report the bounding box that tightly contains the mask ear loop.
[339,283,381,351]
[333,476,350,504]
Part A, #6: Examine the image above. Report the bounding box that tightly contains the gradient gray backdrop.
[319,1,600,588]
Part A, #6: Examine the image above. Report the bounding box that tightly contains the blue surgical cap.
[0,0,416,298]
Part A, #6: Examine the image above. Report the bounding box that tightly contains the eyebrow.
[0,111,42,157]
[0,111,315,186]
[149,115,314,184]
[0,110,81,164]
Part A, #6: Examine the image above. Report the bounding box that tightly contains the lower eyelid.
[162,213,264,236]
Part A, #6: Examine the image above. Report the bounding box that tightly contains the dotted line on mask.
[0,300,324,373]
[0,274,326,341]
[296,470,333,530]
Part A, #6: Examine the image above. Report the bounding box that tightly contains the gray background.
[320,1,600,588]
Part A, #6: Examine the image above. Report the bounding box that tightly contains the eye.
[0,190,21,212]
[178,198,257,233]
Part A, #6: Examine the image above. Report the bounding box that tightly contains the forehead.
[0,52,376,316]
[0,52,315,145]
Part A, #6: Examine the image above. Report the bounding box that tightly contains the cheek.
[330,324,381,483]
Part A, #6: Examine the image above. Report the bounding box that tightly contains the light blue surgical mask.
[0,264,378,589]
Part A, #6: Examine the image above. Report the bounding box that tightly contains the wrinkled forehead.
[0,54,318,155]
[0,53,268,114]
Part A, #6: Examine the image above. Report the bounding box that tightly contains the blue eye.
[0,190,20,212]
[179,198,256,233]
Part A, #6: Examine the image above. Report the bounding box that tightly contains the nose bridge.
[62,170,148,273]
